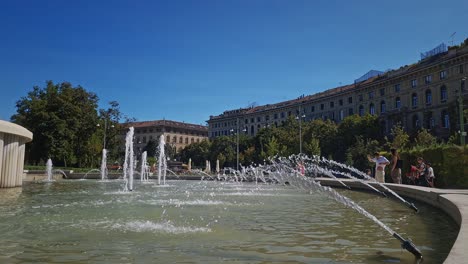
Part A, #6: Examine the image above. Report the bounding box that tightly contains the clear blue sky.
[1,0,467,125]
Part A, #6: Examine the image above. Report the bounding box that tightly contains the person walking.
[390,148,402,184]
[426,162,435,187]
[367,152,390,183]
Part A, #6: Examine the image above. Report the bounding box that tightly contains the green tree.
[414,128,437,148]
[385,124,410,150]
[12,81,99,167]
[179,140,211,168]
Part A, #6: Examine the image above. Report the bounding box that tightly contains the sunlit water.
[0,180,458,263]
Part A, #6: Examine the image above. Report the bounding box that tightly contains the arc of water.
[318,156,418,212]
[268,164,422,259]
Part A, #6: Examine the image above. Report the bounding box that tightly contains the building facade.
[123,120,208,153]
[208,41,468,141]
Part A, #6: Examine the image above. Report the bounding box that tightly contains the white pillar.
[0,121,33,188]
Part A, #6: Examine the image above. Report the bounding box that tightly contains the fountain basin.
[318,178,468,264]
[0,179,459,263]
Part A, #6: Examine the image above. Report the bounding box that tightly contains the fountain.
[122,127,134,191]
[157,135,167,185]
[140,151,149,182]
[0,132,462,263]
[100,149,108,180]
[46,158,53,181]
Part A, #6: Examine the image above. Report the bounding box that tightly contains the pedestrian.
[416,157,429,187]
[390,148,402,184]
[367,152,390,183]
[426,162,435,187]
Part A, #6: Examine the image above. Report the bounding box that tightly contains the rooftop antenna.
[449,32,456,46]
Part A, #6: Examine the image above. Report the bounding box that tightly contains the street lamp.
[97,118,114,149]
[295,113,306,154]
[459,77,467,145]
[230,120,247,171]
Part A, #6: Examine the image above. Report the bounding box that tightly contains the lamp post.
[97,118,114,149]
[459,77,466,146]
[296,113,306,154]
[230,119,246,171]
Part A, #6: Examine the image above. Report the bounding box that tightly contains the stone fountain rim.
[0,120,33,142]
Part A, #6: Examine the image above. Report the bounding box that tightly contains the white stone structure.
[0,120,33,188]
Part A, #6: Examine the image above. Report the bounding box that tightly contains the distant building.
[208,40,468,140]
[122,120,208,153]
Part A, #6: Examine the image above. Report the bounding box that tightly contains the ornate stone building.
[123,120,208,153]
[208,41,468,141]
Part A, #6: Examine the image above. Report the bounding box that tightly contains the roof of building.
[124,119,208,131]
[209,39,468,121]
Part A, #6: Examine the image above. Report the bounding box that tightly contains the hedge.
[397,145,468,189]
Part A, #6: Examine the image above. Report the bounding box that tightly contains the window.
[265,115,270,121]
[394,84,401,92]
[440,86,448,102]
[339,110,344,121]
[379,88,385,96]
[411,93,418,108]
[191,138,194,143]
[460,65,464,74]
[339,99,343,106]
[257,116,261,122]
[380,100,386,113]
[251,118,254,123]
[425,89,432,105]
[424,75,432,84]
[172,136,177,143]
[274,113,278,119]
[197,138,200,143]
[358,105,364,116]
[411,79,417,88]
[179,137,183,143]
[311,106,315,112]
[185,138,188,144]
[348,97,353,104]
[320,104,324,110]
[439,70,447,80]
[330,101,334,108]
[369,103,375,115]
[442,110,450,128]
[348,108,354,115]
[142,136,146,143]
[166,135,170,143]
[395,97,401,109]
[245,119,248,124]
[280,112,285,118]
[368,91,374,99]
[413,115,420,128]
[359,94,363,101]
